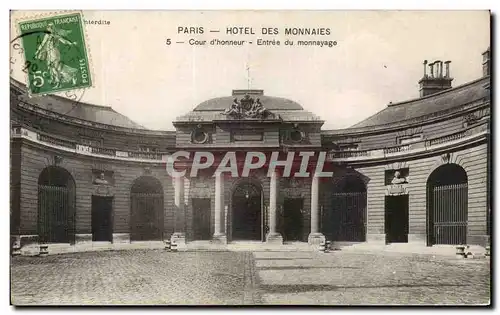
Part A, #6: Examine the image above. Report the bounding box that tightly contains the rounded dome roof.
[193,95,304,111]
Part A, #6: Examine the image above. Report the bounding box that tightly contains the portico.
[171,162,326,246]
[170,89,326,247]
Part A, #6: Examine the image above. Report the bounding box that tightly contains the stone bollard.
[170,241,178,252]
[485,246,490,257]
[39,244,49,257]
[319,240,325,252]
[164,240,171,251]
[319,240,331,253]
[11,241,21,257]
[456,245,467,258]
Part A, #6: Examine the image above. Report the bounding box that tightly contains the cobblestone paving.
[11,249,491,306]
[11,250,256,305]
[253,251,491,305]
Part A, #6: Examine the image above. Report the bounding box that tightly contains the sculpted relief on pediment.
[221,94,281,120]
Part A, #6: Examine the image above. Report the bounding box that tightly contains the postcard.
[9,10,491,306]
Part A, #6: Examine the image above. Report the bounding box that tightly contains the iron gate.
[430,183,468,245]
[130,192,163,241]
[328,192,367,242]
[38,185,74,243]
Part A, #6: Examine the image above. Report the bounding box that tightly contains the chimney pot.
[434,60,442,78]
[419,59,453,97]
[482,47,490,77]
[429,62,435,78]
[444,60,451,78]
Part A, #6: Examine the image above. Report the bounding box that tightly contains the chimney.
[482,47,490,77]
[418,59,453,97]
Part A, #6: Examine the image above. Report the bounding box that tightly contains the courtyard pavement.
[11,250,258,305]
[10,249,490,306]
[253,251,491,305]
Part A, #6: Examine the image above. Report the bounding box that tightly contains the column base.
[266,232,283,244]
[308,233,325,245]
[212,234,227,245]
[171,232,187,249]
[112,233,130,244]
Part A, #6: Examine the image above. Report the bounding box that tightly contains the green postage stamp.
[18,12,92,95]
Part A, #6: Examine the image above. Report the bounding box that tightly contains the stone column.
[171,176,186,248]
[308,173,325,245]
[266,170,283,244]
[213,171,227,244]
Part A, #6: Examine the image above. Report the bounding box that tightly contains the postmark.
[11,27,87,110]
[16,12,92,95]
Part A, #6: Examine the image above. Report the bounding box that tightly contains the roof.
[175,109,322,123]
[10,78,144,129]
[351,76,489,128]
[194,95,304,111]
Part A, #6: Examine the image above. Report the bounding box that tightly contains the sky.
[10,10,490,130]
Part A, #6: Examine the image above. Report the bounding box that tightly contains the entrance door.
[38,166,76,244]
[192,198,211,240]
[385,195,409,243]
[427,164,468,245]
[91,196,113,242]
[232,182,262,241]
[283,198,304,242]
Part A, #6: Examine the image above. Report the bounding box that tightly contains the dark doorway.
[192,198,211,240]
[38,166,76,244]
[92,196,113,242]
[385,195,409,243]
[427,164,468,245]
[326,175,367,242]
[130,176,164,241]
[232,181,262,241]
[283,198,304,242]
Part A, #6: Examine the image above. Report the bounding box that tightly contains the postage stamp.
[17,12,92,95]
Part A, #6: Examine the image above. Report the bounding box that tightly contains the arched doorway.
[130,176,164,241]
[232,180,263,241]
[427,164,468,245]
[38,166,76,244]
[326,175,367,242]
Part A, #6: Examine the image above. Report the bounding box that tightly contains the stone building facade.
[10,48,491,252]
